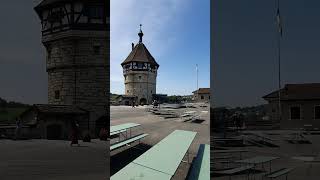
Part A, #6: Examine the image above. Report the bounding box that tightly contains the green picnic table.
[110,123,140,137]
[111,130,197,180]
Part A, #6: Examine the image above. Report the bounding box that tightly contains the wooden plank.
[110,123,140,134]
[266,168,294,178]
[213,150,248,153]
[110,129,126,136]
[235,156,279,164]
[213,165,254,175]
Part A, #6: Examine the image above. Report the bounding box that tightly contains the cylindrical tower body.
[124,65,157,105]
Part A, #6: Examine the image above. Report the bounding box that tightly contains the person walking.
[70,121,80,146]
[14,117,21,140]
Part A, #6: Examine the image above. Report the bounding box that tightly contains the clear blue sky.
[110,0,210,96]
[213,0,320,107]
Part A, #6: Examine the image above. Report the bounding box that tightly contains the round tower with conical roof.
[121,25,159,105]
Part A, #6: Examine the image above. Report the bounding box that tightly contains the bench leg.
[269,161,271,173]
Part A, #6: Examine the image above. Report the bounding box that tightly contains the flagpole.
[196,64,199,91]
[196,64,199,102]
[277,0,282,126]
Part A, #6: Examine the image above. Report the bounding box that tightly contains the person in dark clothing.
[14,117,21,140]
[70,121,80,146]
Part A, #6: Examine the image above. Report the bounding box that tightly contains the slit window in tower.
[47,48,52,59]
[93,43,101,54]
[54,90,60,99]
[315,106,320,119]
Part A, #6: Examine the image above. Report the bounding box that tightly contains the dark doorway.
[140,98,147,105]
[96,116,108,136]
[46,124,62,139]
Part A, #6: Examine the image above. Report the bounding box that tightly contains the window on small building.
[93,44,101,54]
[209,96,210,99]
[290,106,301,120]
[201,95,204,100]
[139,76,142,80]
[315,106,320,119]
[127,90,129,93]
[54,90,60,99]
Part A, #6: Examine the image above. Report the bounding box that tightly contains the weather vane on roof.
[138,24,144,43]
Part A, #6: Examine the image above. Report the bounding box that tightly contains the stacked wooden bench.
[264,168,294,180]
[110,123,148,152]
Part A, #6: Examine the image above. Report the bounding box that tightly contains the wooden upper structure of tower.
[34,0,109,38]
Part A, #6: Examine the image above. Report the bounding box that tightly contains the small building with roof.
[192,88,211,103]
[18,104,89,139]
[263,83,320,130]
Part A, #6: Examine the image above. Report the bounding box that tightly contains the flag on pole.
[276,8,283,37]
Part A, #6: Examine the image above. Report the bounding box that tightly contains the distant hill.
[0,97,30,124]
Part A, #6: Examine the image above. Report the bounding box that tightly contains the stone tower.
[34,0,109,136]
[121,26,159,105]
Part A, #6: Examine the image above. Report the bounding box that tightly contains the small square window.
[201,95,204,99]
[315,106,320,119]
[93,45,101,54]
[290,106,300,120]
[55,90,60,99]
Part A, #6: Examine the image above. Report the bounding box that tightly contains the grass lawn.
[0,107,29,124]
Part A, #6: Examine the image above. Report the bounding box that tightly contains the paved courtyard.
[110,104,210,180]
[212,130,320,180]
[0,139,108,180]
